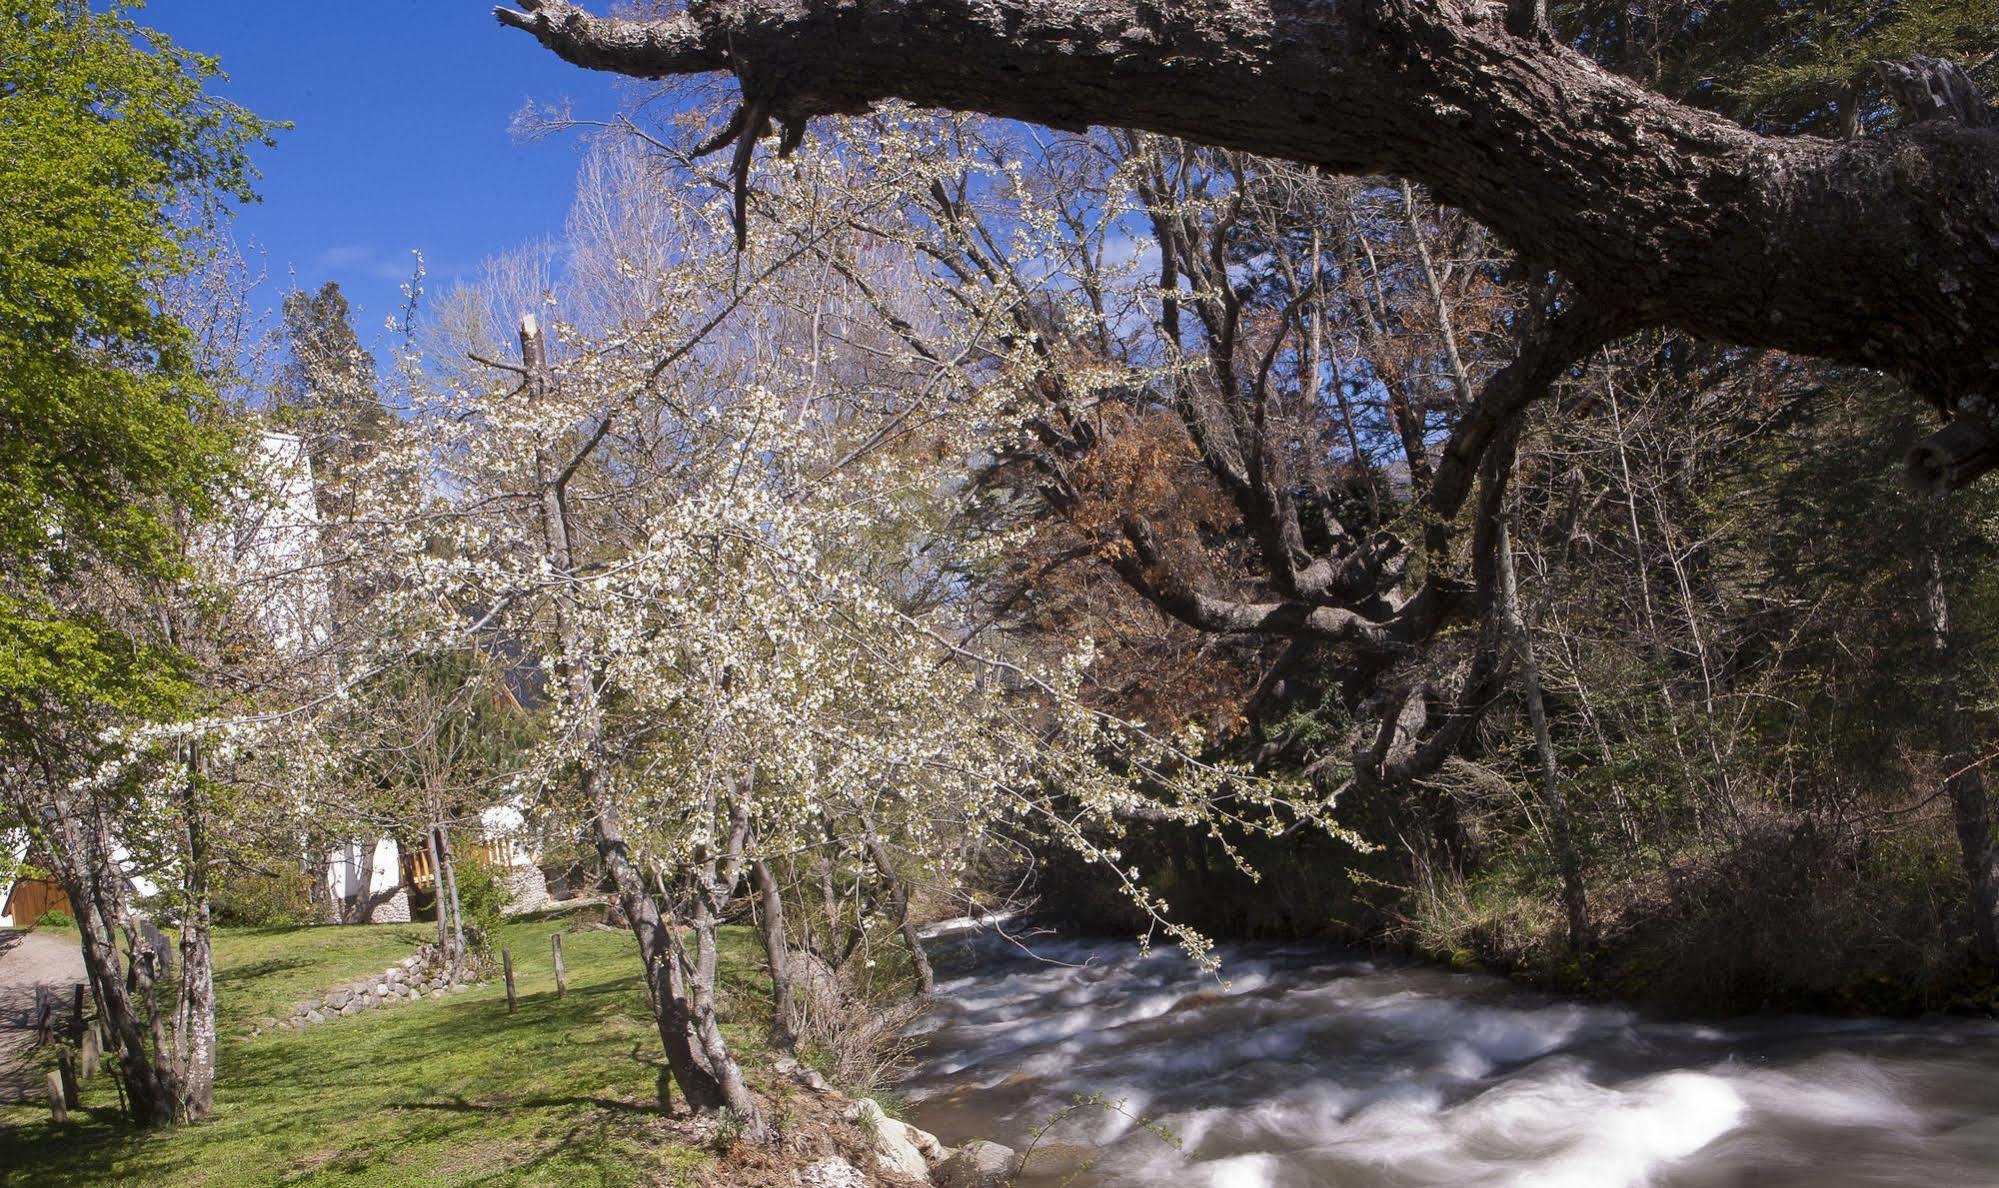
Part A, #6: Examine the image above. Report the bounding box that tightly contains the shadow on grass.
[0,936,691,1186]
[212,955,313,989]
[396,1093,658,1116]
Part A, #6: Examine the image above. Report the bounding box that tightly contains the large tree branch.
[498,0,1999,451]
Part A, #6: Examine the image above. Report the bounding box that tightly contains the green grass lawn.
[0,915,779,1186]
[210,920,436,1037]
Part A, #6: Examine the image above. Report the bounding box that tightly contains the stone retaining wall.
[247,942,486,1039]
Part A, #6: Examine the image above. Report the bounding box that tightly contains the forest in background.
[269,0,1999,1015]
[6,0,1999,1145]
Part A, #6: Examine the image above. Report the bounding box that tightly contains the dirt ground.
[0,929,86,1104]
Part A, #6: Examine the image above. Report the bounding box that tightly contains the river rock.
[936,1141,1018,1188]
[326,988,353,1010]
[772,1057,834,1093]
[306,1009,326,1025]
[794,1157,870,1188]
[848,1098,934,1183]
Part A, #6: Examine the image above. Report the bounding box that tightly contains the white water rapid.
[899,926,1999,1186]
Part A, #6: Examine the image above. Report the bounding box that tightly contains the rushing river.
[899,922,1999,1187]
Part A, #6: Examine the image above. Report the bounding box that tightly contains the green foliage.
[212,871,318,929]
[268,281,390,499]
[1726,0,1999,130]
[451,854,508,954]
[1558,0,1999,133]
[32,908,72,930]
[0,0,274,735]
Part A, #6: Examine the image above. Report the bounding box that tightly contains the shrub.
[213,872,317,928]
[452,859,507,953]
[34,909,74,930]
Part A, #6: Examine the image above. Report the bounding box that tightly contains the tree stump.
[502,949,517,1014]
[45,1071,68,1124]
[551,934,567,1000]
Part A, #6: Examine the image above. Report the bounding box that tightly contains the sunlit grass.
[0,915,771,1185]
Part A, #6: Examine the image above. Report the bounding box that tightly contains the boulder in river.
[847,1098,939,1183]
[935,1140,1018,1188]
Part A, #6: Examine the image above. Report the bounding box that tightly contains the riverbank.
[1037,804,1999,1019]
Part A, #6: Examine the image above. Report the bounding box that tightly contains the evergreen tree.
[272,281,389,492]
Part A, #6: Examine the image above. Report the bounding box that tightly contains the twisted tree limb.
[497,0,1999,482]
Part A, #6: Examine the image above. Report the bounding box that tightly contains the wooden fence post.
[502,949,517,1014]
[56,1047,79,1109]
[80,1025,101,1081]
[33,988,52,1048]
[551,934,567,1000]
[45,1071,68,1124]
[70,983,85,1044]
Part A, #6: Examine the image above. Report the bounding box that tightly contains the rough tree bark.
[749,858,798,1051]
[171,742,217,1122]
[16,743,217,1126]
[52,826,177,1125]
[496,0,1999,473]
[863,830,934,996]
[683,859,767,1136]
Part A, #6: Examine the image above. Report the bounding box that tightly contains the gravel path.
[0,929,87,1104]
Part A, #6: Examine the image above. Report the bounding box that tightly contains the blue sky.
[143,1,625,348]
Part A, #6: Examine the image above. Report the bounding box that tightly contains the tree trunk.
[170,747,216,1123]
[70,874,176,1126]
[1923,538,1999,963]
[864,832,934,996]
[26,786,179,1127]
[426,826,462,976]
[684,877,768,1139]
[516,313,733,1118]
[1496,515,1591,953]
[749,859,798,1052]
[497,0,1999,431]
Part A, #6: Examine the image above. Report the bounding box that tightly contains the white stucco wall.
[206,432,330,654]
[326,837,403,903]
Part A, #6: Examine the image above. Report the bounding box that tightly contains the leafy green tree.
[0,0,274,733]
[0,0,274,1127]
